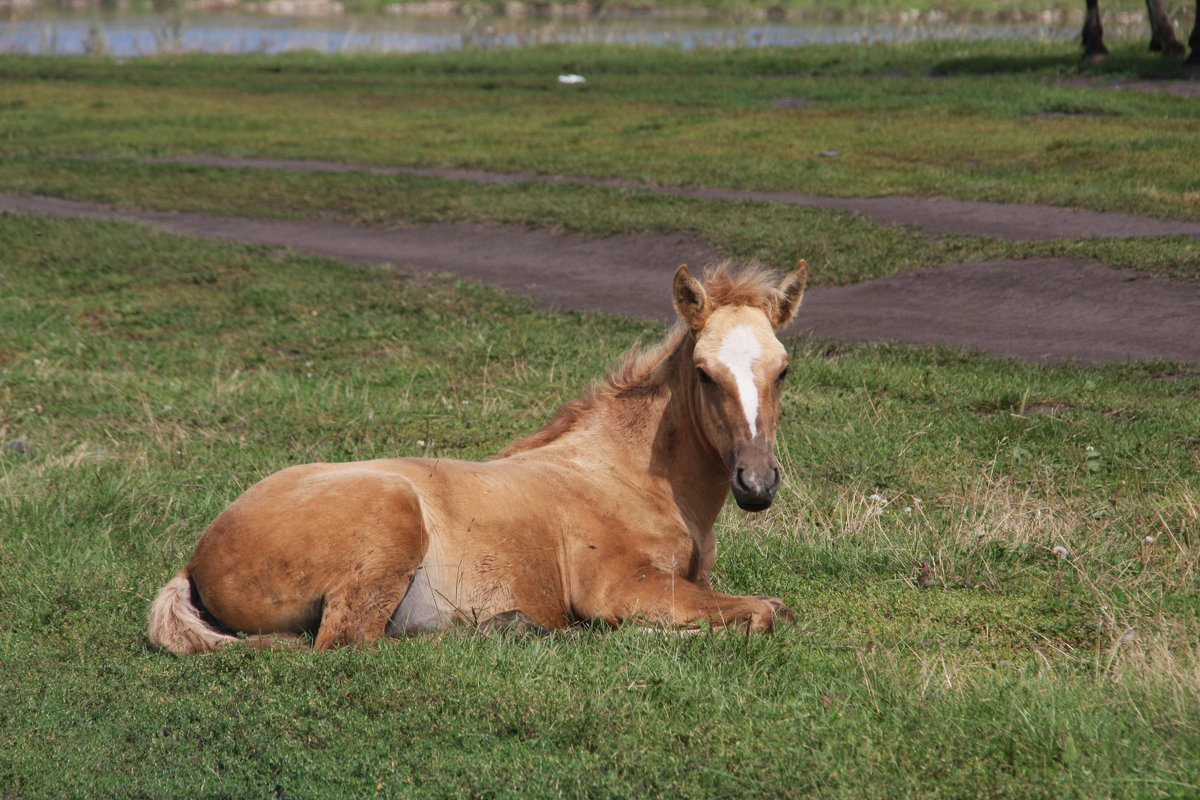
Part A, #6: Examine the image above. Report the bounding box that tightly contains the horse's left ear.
[771,260,808,328]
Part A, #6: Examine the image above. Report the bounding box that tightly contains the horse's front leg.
[1082,0,1109,62]
[574,564,793,633]
[1187,2,1200,77]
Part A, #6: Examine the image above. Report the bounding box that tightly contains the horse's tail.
[147,570,239,655]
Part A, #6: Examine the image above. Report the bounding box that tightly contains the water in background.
[0,9,1077,56]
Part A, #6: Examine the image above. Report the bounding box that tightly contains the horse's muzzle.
[731,463,781,512]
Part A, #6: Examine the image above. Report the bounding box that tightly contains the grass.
[2,211,1199,798]
[1,41,1199,221]
[2,34,1199,798]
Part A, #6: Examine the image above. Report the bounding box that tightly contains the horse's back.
[187,459,430,636]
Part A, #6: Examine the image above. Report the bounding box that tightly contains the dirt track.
[4,185,1200,365]
[143,155,1200,242]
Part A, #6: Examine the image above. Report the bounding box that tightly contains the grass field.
[2,36,1199,799]
[3,212,1199,798]
[1,41,1199,221]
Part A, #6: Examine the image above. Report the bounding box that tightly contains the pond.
[0,8,1078,56]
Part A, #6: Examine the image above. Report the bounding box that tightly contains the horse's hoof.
[744,596,794,632]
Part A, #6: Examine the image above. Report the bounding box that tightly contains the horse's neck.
[597,337,729,534]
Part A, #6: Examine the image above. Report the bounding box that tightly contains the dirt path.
[142,155,1200,242]
[6,192,1200,364]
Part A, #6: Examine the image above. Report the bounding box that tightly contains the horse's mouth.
[735,497,773,513]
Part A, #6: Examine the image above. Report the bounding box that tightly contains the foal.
[148,261,807,653]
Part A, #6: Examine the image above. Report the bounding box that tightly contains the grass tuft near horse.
[148,261,807,653]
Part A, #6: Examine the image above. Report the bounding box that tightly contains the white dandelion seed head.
[1052,545,1069,558]
[869,493,884,502]
[1142,535,1156,544]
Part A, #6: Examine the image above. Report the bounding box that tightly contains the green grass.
[2,212,1199,798]
[1,41,1199,221]
[2,36,1199,798]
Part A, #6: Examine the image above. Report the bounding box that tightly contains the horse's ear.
[772,260,808,328]
[673,265,712,331]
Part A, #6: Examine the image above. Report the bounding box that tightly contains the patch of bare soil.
[1059,77,1200,97]
[794,258,1200,364]
[0,193,717,322]
[140,155,1200,242]
[5,193,1200,364]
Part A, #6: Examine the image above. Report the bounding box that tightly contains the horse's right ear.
[672,265,712,331]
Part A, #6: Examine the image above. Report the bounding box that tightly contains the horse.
[147,261,808,653]
[1082,0,1200,72]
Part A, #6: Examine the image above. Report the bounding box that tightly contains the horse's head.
[672,261,807,512]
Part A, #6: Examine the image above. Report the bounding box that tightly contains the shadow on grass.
[930,46,1194,80]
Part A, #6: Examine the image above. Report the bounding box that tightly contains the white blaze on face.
[716,324,763,438]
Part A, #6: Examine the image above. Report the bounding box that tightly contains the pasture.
[2,36,1200,799]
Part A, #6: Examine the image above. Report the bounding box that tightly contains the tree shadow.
[930,46,1192,81]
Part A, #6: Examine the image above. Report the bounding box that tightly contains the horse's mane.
[492,261,783,459]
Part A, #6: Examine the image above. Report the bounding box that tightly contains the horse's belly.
[385,524,565,632]
[387,564,452,634]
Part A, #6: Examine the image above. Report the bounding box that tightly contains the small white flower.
[904,507,913,514]
[305,373,314,379]
[1142,535,1156,544]
[417,440,426,447]
[161,405,172,412]
[1085,445,1095,452]
[869,493,884,502]
[1052,545,1069,559]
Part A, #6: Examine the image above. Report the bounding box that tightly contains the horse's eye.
[696,367,714,385]
[777,366,790,383]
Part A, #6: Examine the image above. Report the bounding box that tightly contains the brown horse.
[148,261,808,653]
[1082,0,1200,72]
